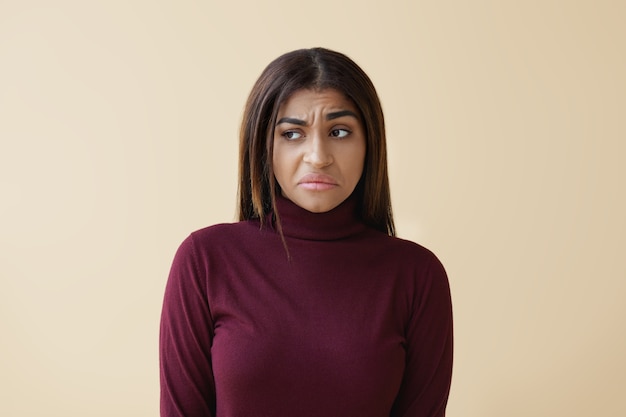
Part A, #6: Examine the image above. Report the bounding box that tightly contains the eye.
[330,128,351,138]
[282,130,303,140]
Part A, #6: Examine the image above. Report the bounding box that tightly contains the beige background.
[1,1,625,416]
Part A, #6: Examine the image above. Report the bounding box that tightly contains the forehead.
[277,88,357,116]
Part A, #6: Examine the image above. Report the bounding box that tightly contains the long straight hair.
[237,47,395,236]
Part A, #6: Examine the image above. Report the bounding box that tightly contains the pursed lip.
[297,173,338,186]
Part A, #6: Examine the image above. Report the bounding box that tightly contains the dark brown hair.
[237,47,395,236]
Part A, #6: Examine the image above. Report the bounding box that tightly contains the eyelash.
[280,128,352,140]
[330,128,351,138]
[282,130,302,140]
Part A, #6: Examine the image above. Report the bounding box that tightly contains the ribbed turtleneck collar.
[270,194,367,241]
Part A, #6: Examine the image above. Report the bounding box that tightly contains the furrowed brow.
[276,117,307,126]
[326,110,359,121]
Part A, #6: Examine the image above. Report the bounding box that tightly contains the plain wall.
[1,1,624,416]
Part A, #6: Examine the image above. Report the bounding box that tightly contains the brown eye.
[283,131,303,140]
[330,129,350,138]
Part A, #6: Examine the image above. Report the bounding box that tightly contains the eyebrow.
[276,110,360,126]
[327,110,359,121]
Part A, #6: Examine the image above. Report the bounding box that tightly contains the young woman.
[160,47,453,417]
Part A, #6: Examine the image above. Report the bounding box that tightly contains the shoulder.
[364,230,449,287]
[366,230,442,266]
[190,220,259,243]
[171,220,258,259]
[188,220,265,251]
[379,236,452,314]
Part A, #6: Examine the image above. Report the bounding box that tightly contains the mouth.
[298,173,338,191]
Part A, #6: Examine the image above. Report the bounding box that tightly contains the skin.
[272,88,366,213]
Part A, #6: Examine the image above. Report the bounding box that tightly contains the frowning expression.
[272,88,366,213]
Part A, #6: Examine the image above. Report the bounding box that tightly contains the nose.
[302,133,333,168]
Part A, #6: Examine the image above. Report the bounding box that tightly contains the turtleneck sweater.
[160,195,453,417]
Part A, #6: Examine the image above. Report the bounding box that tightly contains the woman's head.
[238,47,395,236]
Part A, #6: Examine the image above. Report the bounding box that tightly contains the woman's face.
[272,88,366,213]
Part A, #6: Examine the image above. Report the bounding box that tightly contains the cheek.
[354,157,366,180]
[337,149,365,184]
[350,142,367,179]
[272,144,294,183]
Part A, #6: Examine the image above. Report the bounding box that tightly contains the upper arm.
[160,234,216,417]
[391,254,453,417]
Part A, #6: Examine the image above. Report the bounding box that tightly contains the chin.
[285,190,346,213]
[300,200,341,213]
[305,205,332,213]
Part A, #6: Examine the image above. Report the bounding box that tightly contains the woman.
[160,47,453,417]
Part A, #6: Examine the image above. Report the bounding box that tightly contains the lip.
[298,173,338,190]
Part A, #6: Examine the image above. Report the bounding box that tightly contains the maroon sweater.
[160,195,453,417]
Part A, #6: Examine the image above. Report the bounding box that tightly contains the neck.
[269,194,366,241]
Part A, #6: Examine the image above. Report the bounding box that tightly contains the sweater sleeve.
[160,234,216,417]
[391,254,454,417]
